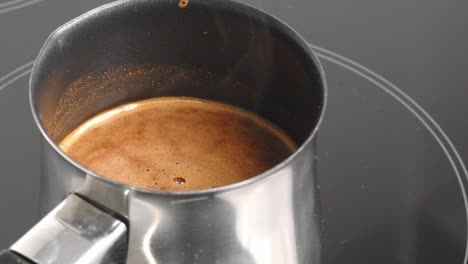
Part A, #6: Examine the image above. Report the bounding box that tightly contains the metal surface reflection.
[11,195,127,264]
[6,0,326,263]
[221,168,298,263]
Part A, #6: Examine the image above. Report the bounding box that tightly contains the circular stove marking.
[0,0,45,15]
[310,44,468,264]
[0,60,33,92]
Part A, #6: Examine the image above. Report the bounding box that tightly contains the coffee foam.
[59,97,296,191]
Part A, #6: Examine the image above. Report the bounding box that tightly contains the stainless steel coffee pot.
[0,0,326,263]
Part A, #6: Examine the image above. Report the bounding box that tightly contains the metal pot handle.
[1,194,127,264]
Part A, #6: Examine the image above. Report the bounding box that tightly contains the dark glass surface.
[0,1,466,263]
[313,46,466,264]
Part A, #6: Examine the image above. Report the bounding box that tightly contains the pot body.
[15,0,327,263]
[39,136,322,264]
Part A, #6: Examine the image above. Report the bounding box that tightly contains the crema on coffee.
[59,97,296,191]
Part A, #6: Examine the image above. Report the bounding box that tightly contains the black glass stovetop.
[0,1,466,264]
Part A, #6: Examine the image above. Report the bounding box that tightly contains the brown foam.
[59,97,297,191]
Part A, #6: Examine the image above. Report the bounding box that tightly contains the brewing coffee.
[59,97,296,191]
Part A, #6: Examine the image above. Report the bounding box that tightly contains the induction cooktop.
[0,1,466,264]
